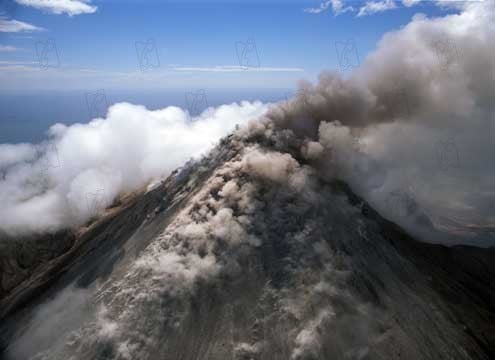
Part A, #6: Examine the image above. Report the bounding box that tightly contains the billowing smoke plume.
[252,0,495,245]
[4,4,494,358]
[7,138,380,359]
[0,101,267,236]
[2,1,494,246]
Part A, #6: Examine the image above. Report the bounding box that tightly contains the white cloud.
[0,143,37,168]
[304,0,354,15]
[306,0,435,16]
[14,0,97,16]
[304,0,332,14]
[171,65,305,72]
[358,0,398,16]
[402,0,422,7]
[0,45,19,52]
[0,64,41,72]
[0,101,268,235]
[0,64,304,90]
[0,18,44,32]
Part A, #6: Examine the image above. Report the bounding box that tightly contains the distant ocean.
[0,88,292,144]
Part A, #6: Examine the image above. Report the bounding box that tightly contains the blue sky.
[0,0,457,90]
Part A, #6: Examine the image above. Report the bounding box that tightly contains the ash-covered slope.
[1,129,495,360]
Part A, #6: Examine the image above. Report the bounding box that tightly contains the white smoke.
[8,286,94,359]
[5,3,495,359]
[0,144,37,168]
[259,0,495,245]
[0,101,267,236]
[2,1,494,246]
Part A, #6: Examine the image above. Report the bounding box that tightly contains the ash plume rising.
[1,2,495,360]
[255,0,495,245]
[3,100,495,360]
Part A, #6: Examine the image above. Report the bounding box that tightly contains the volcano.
[0,127,494,360]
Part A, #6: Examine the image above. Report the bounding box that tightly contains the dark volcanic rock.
[0,231,75,301]
[0,134,494,360]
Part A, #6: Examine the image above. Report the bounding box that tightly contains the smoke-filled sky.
[0,0,494,246]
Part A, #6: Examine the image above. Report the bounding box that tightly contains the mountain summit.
[1,125,494,360]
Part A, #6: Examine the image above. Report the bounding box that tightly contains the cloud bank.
[0,101,267,236]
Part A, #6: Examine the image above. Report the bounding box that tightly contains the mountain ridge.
[0,131,494,359]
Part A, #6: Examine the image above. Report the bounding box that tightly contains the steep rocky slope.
[0,131,494,360]
[0,230,75,302]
